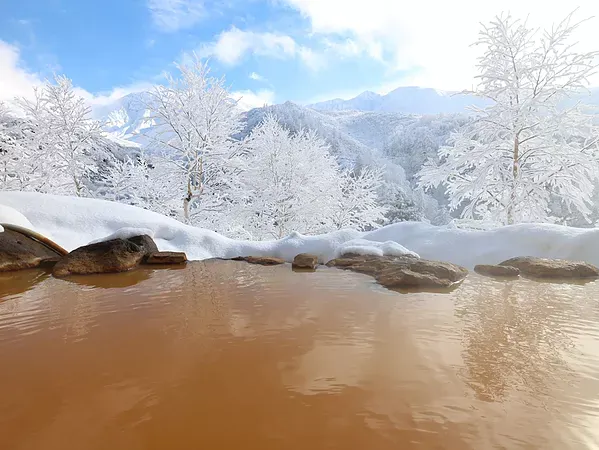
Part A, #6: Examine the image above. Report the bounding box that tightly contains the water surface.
[1,261,599,449]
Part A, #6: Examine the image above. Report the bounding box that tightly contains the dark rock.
[292,253,319,270]
[53,238,145,277]
[474,264,520,278]
[326,254,468,290]
[128,235,159,257]
[39,256,61,269]
[232,256,286,266]
[145,251,187,265]
[0,228,62,272]
[499,256,599,279]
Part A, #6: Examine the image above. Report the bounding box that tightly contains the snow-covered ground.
[2,191,599,269]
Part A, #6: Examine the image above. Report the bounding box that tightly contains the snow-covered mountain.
[309,86,489,114]
[240,102,420,166]
[94,86,486,147]
[92,92,157,149]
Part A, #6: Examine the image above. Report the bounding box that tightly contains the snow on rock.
[2,191,599,269]
[334,239,419,259]
[0,204,34,229]
[89,227,156,244]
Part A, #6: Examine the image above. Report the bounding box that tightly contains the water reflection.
[1,264,599,449]
[454,278,583,403]
[62,268,153,289]
[0,269,49,302]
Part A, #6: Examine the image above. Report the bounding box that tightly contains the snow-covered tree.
[96,150,181,214]
[142,54,244,224]
[239,114,340,239]
[238,115,386,239]
[330,166,387,230]
[0,103,22,190]
[16,75,103,196]
[419,12,599,224]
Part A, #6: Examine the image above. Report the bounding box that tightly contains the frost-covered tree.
[330,166,387,230]
[143,54,244,224]
[0,103,22,190]
[239,114,341,239]
[419,12,599,224]
[238,115,386,239]
[16,75,103,196]
[97,150,181,214]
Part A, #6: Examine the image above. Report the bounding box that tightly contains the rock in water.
[128,235,159,257]
[292,253,319,270]
[474,264,520,278]
[145,251,187,265]
[499,257,599,279]
[53,238,145,277]
[327,254,468,290]
[0,229,62,272]
[232,256,286,266]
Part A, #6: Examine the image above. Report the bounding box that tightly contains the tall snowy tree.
[16,75,103,196]
[238,115,385,239]
[239,114,340,239]
[330,166,387,230]
[419,12,599,224]
[0,103,21,190]
[142,54,244,224]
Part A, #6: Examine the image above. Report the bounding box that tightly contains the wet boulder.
[292,253,319,270]
[53,235,157,277]
[474,264,520,278]
[326,253,468,290]
[0,228,62,272]
[128,235,159,257]
[499,257,599,279]
[145,251,187,265]
[232,256,286,266]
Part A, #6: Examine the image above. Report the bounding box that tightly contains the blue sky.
[1,0,598,109]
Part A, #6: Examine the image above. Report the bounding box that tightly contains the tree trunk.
[507,135,520,225]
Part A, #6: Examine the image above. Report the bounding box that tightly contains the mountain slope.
[310,86,489,114]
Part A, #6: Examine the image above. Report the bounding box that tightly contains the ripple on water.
[1,262,599,449]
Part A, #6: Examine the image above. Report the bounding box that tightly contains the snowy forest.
[1,11,599,239]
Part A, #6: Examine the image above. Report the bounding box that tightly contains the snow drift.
[2,191,599,269]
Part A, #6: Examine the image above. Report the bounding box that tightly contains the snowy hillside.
[240,102,419,166]
[92,92,156,149]
[310,87,489,114]
[94,86,485,149]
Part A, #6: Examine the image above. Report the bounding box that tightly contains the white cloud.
[202,27,296,65]
[297,47,326,71]
[0,40,42,103]
[231,89,275,111]
[249,72,266,82]
[0,40,152,116]
[282,0,599,90]
[147,0,204,32]
[76,82,155,110]
[199,26,323,70]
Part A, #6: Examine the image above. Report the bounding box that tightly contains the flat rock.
[327,254,468,290]
[145,251,187,265]
[474,264,520,278]
[292,253,319,270]
[499,256,599,279]
[53,238,145,277]
[0,228,61,272]
[232,256,286,266]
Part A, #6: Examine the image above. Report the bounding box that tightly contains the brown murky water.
[1,261,599,450]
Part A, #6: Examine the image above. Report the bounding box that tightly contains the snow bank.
[0,204,34,229]
[2,191,599,269]
[334,239,419,259]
